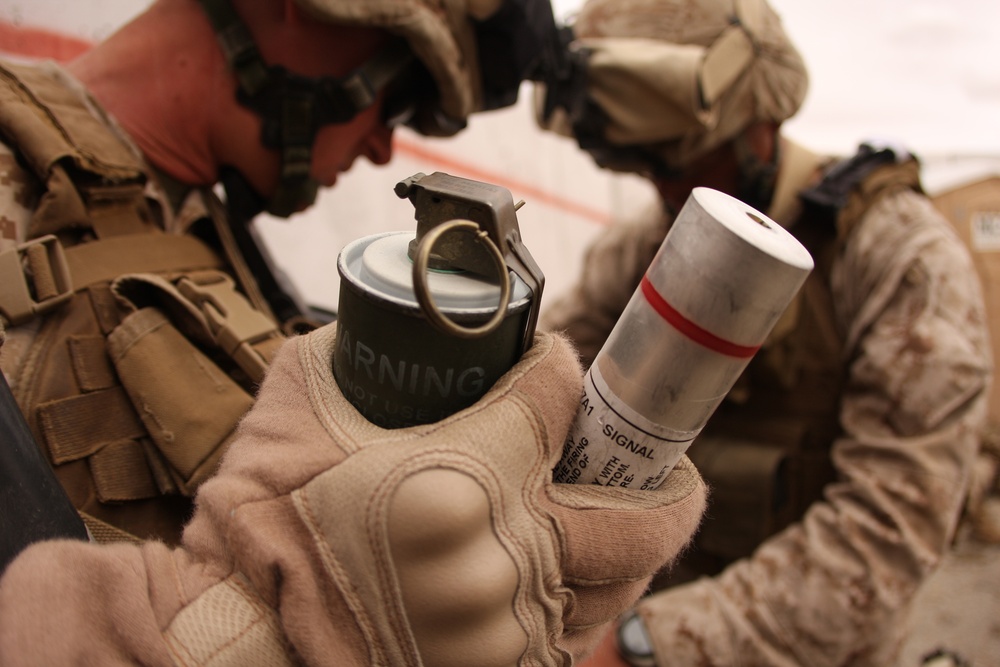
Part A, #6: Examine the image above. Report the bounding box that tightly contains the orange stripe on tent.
[0,21,92,62]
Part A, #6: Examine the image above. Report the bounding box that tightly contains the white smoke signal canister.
[553,187,814,489]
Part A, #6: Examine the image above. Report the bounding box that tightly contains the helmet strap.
[197,0,411,217]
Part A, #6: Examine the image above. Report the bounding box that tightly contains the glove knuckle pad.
[388,468,527,665]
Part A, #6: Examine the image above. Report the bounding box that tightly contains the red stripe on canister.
[640,275,760,358]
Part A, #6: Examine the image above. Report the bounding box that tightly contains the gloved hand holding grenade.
[0,173,706,666]
[306,172,708,665]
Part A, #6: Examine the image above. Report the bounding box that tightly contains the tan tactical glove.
[0,326,705,666]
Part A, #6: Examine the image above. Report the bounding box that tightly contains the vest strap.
[0,233,226,326]
[66,233,225,288]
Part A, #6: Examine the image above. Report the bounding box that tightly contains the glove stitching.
[165,546,192,610]
[292,330,578,665]
[291,488,390,666]
[366,456,444,666]
[299,333,364,456]
[508,389,572,665]
[209,575,290,663]
[364,442,556,666]
[371,448,540,661]
[561,572,655,587]
[164,574,292,667]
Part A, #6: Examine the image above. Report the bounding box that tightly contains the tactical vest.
[0,62,286,545]
[655,147,925,587]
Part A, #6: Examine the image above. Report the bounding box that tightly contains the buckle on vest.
[176,273,278,383]
[0,235,74,325]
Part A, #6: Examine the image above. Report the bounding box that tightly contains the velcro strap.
[66,233,224,290]
[89,439,159,502]
[38,386,145,464]
[68,335,117,392]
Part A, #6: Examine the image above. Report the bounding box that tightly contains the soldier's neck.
[66,1,224,191]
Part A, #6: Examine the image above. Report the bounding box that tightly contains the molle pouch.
[107,306,254,495]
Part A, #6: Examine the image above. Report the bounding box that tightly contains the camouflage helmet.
[538,0,808,173]
[294,0,504,128]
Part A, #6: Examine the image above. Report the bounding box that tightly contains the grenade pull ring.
[411,219,511,339]
[396,171,545,354]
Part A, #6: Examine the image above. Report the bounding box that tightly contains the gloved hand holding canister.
[0,325,706,666]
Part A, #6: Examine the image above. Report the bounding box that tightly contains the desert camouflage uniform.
[0,60,285,545]
[543,140,992,666]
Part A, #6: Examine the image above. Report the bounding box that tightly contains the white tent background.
[3,0,999,316]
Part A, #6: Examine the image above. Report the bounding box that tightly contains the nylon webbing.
[38,386,146,464]
[25,243,58,300]
[141,439,182,496]
[202,192,275,320]
[198,0,268,96]
[65,234,224,290]
[67,335,116,392]
[79,511,144,545]
[79,181,159,239]
[87,284,123,334]
[90,440,159,502]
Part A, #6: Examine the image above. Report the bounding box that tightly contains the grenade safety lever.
[394,172,545,353]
